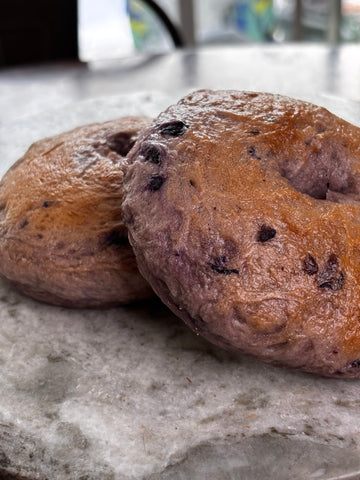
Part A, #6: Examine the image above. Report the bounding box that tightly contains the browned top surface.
[0,117,153,307]
[123,90,360,376]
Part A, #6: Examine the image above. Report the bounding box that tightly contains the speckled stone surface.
[1,89,360,480]
[2,282,360,480]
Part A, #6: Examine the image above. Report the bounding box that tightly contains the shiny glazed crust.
[122,90,360,377]
[0,117,154,308]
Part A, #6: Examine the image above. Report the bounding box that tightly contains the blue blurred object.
[230,0,275,42]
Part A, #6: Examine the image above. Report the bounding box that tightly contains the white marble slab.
[1,92,360,480]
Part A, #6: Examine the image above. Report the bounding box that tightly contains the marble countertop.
[1,45,360,480]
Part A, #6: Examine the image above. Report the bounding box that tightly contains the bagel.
[122,90,360,377]
[0,117,154,308]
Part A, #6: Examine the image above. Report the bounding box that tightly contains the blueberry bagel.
[0,117,154,308]
[122,90,360,377]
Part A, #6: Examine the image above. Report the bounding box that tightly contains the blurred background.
[1,0,360,66]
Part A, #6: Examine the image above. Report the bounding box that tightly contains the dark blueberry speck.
[211,265,239,275]
[19,219,29,229]
[350,359,360,368]
[248,146,262,160]
[210,256,239,275]
[159,120,188,136]
[317,254,344,291]
[319,273,344,291]
[147,175,165,191]
[141,144,161,164]
[43,200,54,208]
[257,225,276,242]
[249,129,260,135]
[304,254,318,275]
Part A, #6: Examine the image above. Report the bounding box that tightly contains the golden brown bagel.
[0,117,154,308]
[122,90,360,377]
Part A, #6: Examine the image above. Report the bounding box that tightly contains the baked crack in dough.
[122,90,360,377]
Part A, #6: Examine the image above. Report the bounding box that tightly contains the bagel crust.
[0,117,154,308]
[122,90,360,378]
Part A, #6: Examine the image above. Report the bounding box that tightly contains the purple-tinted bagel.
[122,90,360,377]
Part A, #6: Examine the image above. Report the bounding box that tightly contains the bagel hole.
[98,228,129,247]
[280,149,356,202]
[107,132,135,157]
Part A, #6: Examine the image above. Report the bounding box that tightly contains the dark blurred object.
[0,0,78,66]
[127,0,184,54]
